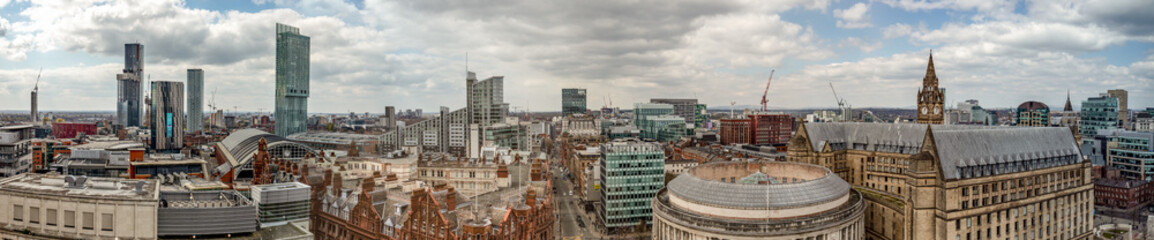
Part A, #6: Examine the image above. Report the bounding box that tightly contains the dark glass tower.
[275,23,310,137]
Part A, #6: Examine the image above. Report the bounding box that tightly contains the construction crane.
[828,82,850,122]
[760,69,775,112]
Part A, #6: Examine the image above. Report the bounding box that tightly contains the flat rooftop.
[0,173,159,201]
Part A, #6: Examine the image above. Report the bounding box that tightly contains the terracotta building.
[1093,166,1153,210]
[303,155,553,240]
[749,113,793,145]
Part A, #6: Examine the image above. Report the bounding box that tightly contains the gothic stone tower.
[917,53,945,124]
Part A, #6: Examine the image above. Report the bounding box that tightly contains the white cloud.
[834,3,872,29]
[883,23,913,39]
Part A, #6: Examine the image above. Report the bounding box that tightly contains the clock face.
[921,107,927,114]
[934,107,940,114]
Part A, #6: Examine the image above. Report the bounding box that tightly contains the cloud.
[883,23,913,39]
[834,3,872,29]
[0,0,1151,112]
[839,37,883,53]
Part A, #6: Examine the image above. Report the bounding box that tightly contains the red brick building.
[748,114,793,145]
[51,122,97,139]
[1094,166,1153,210]
[719,119,751,145]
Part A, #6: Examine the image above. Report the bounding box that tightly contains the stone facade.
[788,122,1094,240]
[916,54,945,125]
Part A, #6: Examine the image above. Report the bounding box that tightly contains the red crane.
[760,69,775,112]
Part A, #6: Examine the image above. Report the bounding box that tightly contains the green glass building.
[1080,96,1119,143]
[562,88,587,116]
[693,104,708,128]
[633,103,673,140]
[642,115,687,142]
[599,140,665,229]
[275,23,310,137]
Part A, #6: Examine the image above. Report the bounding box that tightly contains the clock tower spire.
[917,52,945,124]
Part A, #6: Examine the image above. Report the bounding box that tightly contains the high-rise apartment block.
[117,43,144,127]
[186,69,203,133]
[788,122,1092,240]
[150,81,184,151]
[561,88,587,116]
[599,140,665,229]
[650,98,698,124]
[379,72,510,156]
[274,23,310,137]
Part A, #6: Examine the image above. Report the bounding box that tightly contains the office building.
[1101,130,1154,180]
[693,103,708,128]
[633,103,674,139]
[0,174,160,239]
[562,88,587,116]
[653,161,865,239]
[51,122,97,139]
[156,190,258,237]
[150,81,184,151]
[639,114,687,142]
[650,98,699,124]
[1080,96,1119,142]
[719,118,751,145]
[250,182,311,225]
[1016,101,1050,126]
[186,69,203,133]
[916,54,945,124]
[275,23,311,137]
[1107,89,1129,129]
[788,122,1092,240]
[599,140,665,229]
[749,113,793,145]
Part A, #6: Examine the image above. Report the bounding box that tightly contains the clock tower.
[916,53,945,124]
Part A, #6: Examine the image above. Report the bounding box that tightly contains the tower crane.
[828,82,851,122]
[760,69,775,112]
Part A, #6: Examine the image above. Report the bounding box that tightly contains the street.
[553,165,599,240]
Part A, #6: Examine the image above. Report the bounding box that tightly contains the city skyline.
[0,0,1152,113]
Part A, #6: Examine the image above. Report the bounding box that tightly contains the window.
[29,207,39,224]
[82,212,94,230]
[101,213,113,231]
[46,209,57,226]
[12,205,23,222]
[64,210,75,228]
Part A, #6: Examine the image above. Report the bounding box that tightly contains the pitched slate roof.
[932,127,1081,179]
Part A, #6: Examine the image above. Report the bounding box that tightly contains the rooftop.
[0,173,159,201]
[667,161,850,209]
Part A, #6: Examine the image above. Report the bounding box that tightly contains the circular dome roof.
[666,161,850,209]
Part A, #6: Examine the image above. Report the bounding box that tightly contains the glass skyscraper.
[561,88,586,116]
[186,69,203,133]
[150,81,184,151]
[275,23,310,137]
[117,43,143,127]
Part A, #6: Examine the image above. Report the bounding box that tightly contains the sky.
[0,0,1152,113]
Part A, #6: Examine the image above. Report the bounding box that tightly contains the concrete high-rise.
[186,69,203,133]
[118,43,144,127]
[561,88,586,116]
[150,81,184,151]
[275,23,310,137]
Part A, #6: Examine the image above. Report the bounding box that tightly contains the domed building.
[652,161,865,239]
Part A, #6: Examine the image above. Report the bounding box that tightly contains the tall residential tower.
[186,69,204,133]
[274,23,310,136]
[117,43,144,127]
[150,81,184,151]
